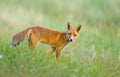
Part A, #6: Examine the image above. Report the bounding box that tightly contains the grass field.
[0,0,120,77]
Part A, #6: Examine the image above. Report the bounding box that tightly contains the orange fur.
[10,22,81,60]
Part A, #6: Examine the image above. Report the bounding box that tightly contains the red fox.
[10,22,81,60]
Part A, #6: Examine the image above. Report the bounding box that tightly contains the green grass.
[0,0,120,77]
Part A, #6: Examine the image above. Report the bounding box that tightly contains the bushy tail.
[9,29,32,47]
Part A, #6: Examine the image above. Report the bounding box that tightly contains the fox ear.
[76,25,81,32]
[67,22,71,30]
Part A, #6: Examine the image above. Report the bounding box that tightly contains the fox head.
[65,22,81,42]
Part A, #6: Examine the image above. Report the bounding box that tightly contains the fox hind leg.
[28,33,38,51]
[47,47,56,58]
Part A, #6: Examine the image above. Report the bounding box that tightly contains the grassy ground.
[0,0,120,77]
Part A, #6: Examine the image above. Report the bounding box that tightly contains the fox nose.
[69,39,73,42]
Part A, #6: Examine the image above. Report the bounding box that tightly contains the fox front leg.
[56,47,64,60]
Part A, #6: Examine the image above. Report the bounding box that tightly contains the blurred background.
[0,0,120,35]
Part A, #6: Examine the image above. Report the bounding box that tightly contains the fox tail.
[9,29,32,47]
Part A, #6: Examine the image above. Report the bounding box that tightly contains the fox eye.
[68,33,71,35]
[74,34,77,36]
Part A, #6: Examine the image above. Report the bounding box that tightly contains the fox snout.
[68,37,74,42]
[69,38,74,42]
